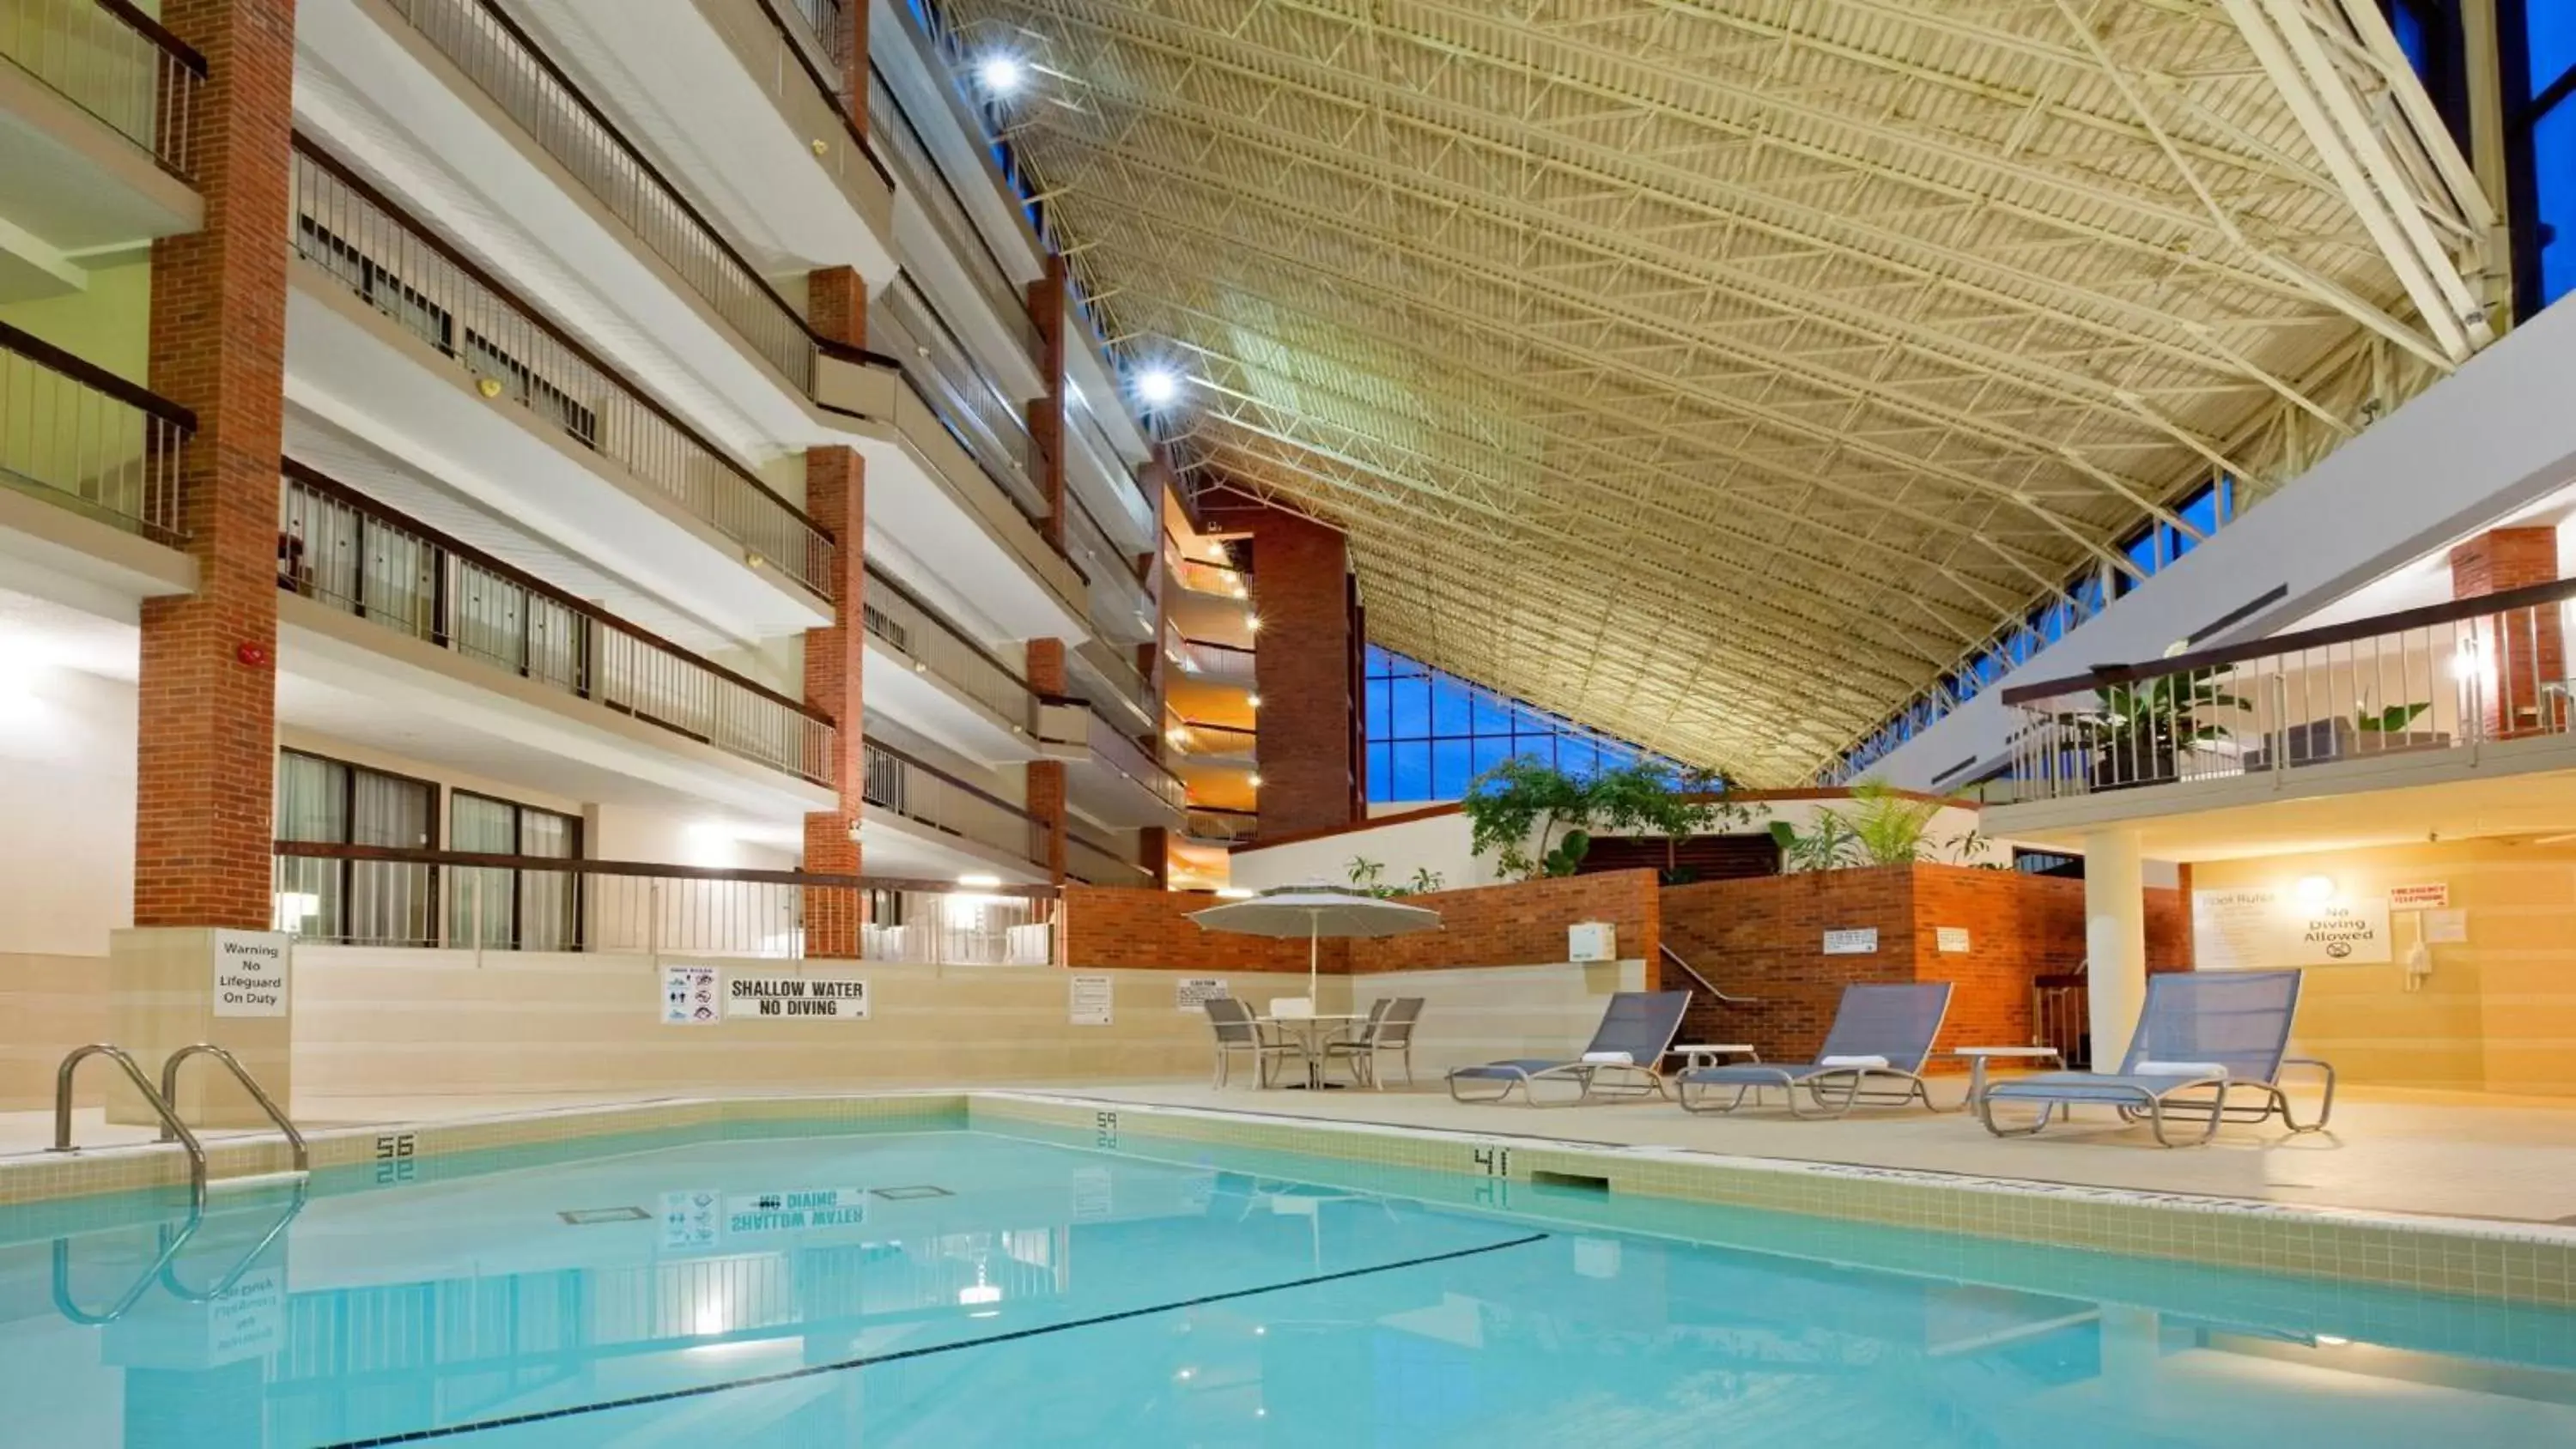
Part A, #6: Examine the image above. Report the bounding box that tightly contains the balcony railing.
[863,739,1048,865]
[1068,491,1152,631]
[1066,826,1154,888]
[289,142,837,599]
[862,565,1035,730]
[1996,578,2576,804]
[1185,807,1258,844]
[865,66,1041,360]
[1170,718,1257,764]
[1172,636,1257,689]
[271,841,1054,963]
[2,0,204,177]
[376,0,825,392]
[873,275,1049,527]
[281,465,836,784]
[0,318,187,540]
[1172,555,1249,598]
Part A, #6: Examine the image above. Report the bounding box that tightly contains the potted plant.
[2055,668,2250,789]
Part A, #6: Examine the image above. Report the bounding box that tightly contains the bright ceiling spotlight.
[1135,367,1182,405]
[977,55,1024,94]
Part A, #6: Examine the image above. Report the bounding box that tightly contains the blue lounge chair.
[1446,991,1692,1106]
[1676,983,1952,1118]
[1978,969,2336,1147]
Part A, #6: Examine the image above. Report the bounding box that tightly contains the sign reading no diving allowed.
[728,973,870,1021]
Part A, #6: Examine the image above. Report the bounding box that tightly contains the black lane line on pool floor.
[317,1230,1552,1447]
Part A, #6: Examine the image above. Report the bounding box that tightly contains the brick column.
[135,0,297,929]
[831,0,868,136]
[804,267,868,954]
[1228,506,1360,838]
[114,0,300,1128]
[1025,257,1067,549]
[2450,527,2564,737]
[1027,639,1070,882]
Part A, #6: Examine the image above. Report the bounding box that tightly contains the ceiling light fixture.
[957,872,1003,888]
[976,55,1024,94]
[1136,367,1182,405]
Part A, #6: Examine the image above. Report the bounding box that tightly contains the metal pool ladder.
[53,1043,310,1212]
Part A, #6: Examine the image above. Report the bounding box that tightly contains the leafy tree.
[1769,782,1990,871]
[1461,757,1738,881]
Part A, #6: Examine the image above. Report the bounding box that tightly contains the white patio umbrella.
[1188,884,1443,1003]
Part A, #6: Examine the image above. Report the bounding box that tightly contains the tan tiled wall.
[2195,840,2576,1095]
[289,949,1325,1096]
[1343,960,1647,1076]
[0,954,110,1112]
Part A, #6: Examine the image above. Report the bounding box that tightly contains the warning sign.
[727,973,869,1021]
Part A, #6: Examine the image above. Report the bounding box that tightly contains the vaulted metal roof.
[936,0,2495,784]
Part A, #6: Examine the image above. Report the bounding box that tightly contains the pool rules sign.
[211,931,289,1017]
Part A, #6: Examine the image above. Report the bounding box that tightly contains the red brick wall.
[1663,867,2196,1069]
[1662,868,1919,1062]
[1349,870,1660,974]
[134,0,299,928]
[1063,887,1340,973]
[1240,508,1357,838]
[1025,639,1069,882]
[1062,871,1658,978]
[801,443,865,953]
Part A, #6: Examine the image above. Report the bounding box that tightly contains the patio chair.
[1978,969,2335,1147]
[1324,996,1425,1088]
[1447,991,1692,1106]
[1203,997,1306,1089]
[1675,983,1953,1118]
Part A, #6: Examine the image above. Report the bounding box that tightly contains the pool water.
[5,1123,2573,1446]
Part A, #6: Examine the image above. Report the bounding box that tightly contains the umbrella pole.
[1308,916,1319,1003]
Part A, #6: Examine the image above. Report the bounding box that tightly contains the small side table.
[1953,1046,2064,1106]
[1668,1043,1759,1071]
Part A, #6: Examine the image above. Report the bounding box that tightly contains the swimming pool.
[8,1117,2573,1446]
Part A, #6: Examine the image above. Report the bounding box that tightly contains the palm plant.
[2055,668,2251,788]
[1770,783,1990,871]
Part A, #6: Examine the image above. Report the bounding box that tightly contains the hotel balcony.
[1982,578,2576,858]
[274,465,838,824]
[1066,822,1155,888]
[505,0,898,291]
[865,65,1042,400]
[861,563,1042,763]
[859,738,1052,884]
[0,0,203,300]
[1170,636,1257,692]
[290,0,881,454]
[1038,700,1189,830]
[0,319,196,613]
[283,141,838,646]
[859,276,1090,640]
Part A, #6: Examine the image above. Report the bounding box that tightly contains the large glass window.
[273,749,437,944]
[449,791,582,951]
[2509,1,2576,315]
[1361,646,1698,803]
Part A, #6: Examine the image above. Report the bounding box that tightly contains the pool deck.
[5,1079,2573,1227]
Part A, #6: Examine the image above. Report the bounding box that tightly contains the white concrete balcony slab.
[0,0,201,300]
[1038,700,1187,830]
[283,142,839,647]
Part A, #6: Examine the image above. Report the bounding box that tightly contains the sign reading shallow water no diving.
[727,973,869,1021]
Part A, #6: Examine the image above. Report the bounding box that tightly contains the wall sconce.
[2293,874,2337,904]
